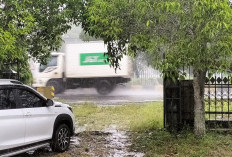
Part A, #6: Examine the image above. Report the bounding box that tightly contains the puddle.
[15,125,144,157]
[105,125,144,157]
[70,136,80,146]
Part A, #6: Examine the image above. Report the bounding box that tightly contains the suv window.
[0,89,17,110]
[16,89,45,108]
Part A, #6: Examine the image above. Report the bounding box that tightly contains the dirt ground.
[17,126,144,157]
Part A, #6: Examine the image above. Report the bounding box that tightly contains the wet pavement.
[56,86,163,105]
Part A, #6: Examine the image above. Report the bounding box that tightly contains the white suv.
[0,79,75,157]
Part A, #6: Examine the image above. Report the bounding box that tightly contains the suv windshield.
[39,56,57,72]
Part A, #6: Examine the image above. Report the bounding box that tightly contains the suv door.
[15,88,56,144]
[0,88,25,150]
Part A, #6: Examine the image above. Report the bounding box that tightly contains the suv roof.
[0,79,23,85]
[0,79,47,100]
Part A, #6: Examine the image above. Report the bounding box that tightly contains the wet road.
[56,86,163,105]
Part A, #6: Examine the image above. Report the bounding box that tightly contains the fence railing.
[131,67,163,87]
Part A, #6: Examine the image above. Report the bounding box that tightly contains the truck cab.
[32,53,65,93]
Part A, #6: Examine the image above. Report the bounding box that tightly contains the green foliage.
[0,0,82,62]
[18,58,33,84]
[24,0,82,64]
[0,0,34,61]
[80,0,232,77]
[79,30,101,41]
[81,0,137,69]
[80,0,232,136]
[0,0,82,82]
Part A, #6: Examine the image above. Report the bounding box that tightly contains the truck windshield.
[39,56,58,72]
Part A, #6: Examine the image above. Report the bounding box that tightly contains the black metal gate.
[164,79,194,131]
[164,73,232,130]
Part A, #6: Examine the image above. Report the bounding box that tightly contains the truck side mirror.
[46,99,54,106]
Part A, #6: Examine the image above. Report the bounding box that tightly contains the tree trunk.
[193,68,206,138]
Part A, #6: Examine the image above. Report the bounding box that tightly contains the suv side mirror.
[46,99,54,106]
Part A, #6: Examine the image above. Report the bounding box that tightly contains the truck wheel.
[47,80,64,94]
[96,80,113,95]
[51,124,71,152]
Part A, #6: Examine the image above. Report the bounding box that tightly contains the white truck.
[32,42,132,95]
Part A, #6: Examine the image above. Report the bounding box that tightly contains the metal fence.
[205,73,232,128]
[131,65,162,87]
[164,70,232,130]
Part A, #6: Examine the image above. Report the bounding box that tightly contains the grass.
[131,130,232,157]
[72,102,232,157]
[205,100,232,112]
[72,101,163,131]
[205,100,232,120]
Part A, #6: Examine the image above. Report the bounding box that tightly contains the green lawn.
[131,130,232,157]
[72,102,163,131]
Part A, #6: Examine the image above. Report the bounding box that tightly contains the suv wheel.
[51,124,71,152]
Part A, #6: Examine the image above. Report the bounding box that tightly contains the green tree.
[80,0,232,137]
[0,0,35,83]
[0,0,82,83]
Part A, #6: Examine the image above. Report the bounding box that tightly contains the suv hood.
[53,101,71,108]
